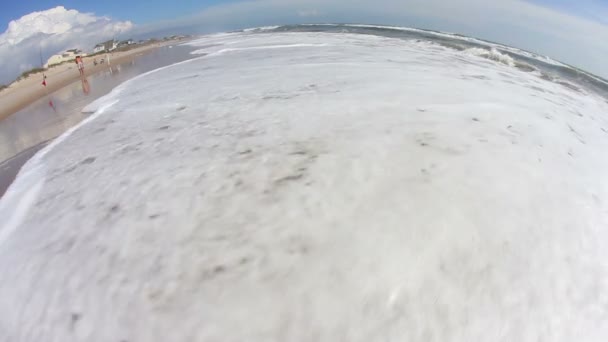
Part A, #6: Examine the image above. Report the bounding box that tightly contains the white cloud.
[0,6,133,84]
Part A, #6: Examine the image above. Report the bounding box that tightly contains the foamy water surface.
[2,26,608,341]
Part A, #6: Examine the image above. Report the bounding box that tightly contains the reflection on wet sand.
[0,44,195,163]
[80,75,91,95]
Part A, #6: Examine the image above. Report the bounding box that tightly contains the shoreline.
[0,39,187,121]
[0,38,193,198]
[0,141,47,198]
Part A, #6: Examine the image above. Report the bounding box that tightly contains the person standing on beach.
[75,56,84,76]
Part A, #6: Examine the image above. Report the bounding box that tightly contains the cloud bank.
[0,6,133,84]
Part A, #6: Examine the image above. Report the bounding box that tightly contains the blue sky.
[0,0,240,28]
[2,0,608,29]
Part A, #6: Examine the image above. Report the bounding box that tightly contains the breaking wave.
[242,26,281,33]
[464,47,515,67]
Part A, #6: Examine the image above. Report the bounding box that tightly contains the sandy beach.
[0,39,185,121]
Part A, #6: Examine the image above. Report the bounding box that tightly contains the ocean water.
[2,25,608,341]
[268,24,608,98]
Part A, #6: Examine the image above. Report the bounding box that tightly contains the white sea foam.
[344,24,570,68]
[2,30,608,341]
[464,47,515,67]
[192,43,330,56]
[242,26,281,32]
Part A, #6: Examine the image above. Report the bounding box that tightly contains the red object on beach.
[42,79,46,86]
[49,100,55,110]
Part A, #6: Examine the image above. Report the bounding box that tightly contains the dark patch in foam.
[176,74,201,81]
[275,174,304,184]
[69,313,82,331]
[416,132,435,147]
[567,124,586,144]
[269,143,325,191]
[558,81,581,93]
[120,144,140,154]
[262,94,300,100]
[63,165,77,174]
[461,74,490,80]
[81,157,96,165]
[528,85,547,93]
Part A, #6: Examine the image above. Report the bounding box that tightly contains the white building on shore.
[44,49,85,68]
[93,40,118,53]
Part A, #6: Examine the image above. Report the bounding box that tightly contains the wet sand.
[0,142,47,198]
[0,40,186,121]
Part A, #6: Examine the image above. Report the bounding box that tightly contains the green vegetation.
[0,84,7,92]
[18,67,46,80]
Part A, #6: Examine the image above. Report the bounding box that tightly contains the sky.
[0,0,240,25]
[0,0,608,83]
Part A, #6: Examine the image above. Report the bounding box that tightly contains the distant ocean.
[243,24,608,99]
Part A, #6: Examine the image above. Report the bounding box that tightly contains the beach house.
[93,40,118,53]
[44,49,85,68]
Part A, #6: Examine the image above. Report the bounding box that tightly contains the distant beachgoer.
[93,58,98,66]
[75,56,84,76]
